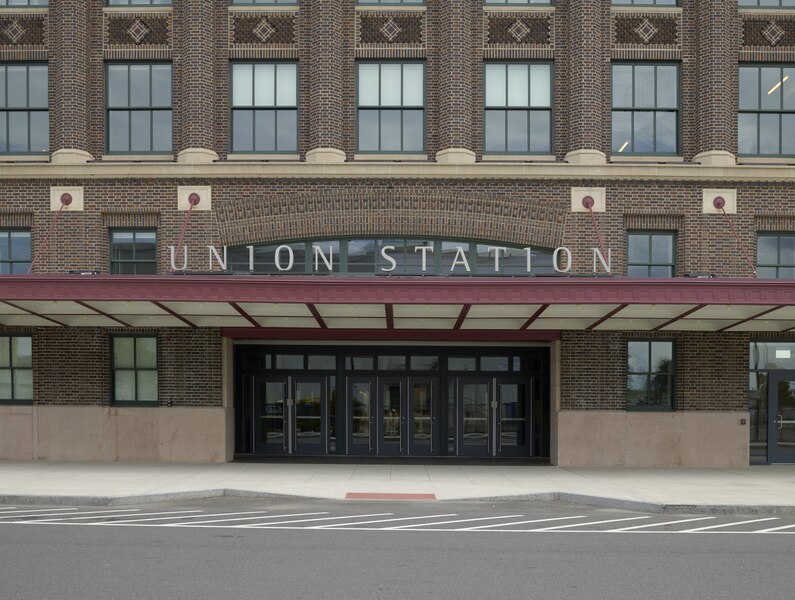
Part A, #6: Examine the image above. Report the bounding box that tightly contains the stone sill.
[483,5,555,13]
[354,153,429,162]
[356,5,426,13]
[0,7,47,14]
[481,154,556,163]
[225,153,301,162]
[0,155,48,163]
[102,6,172,14]
[739,8,795,15]
[100,154,175,163]
[610,155,684,164]
[610,5,682,14]
[738,157,795,166]
[228,4,300,13]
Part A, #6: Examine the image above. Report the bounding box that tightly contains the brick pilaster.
[565,0,610,164]
[49,0,93,163]
[434,0,474,164]
[174,0,218,163]
[694,0,739,165]
[306,0,346,164]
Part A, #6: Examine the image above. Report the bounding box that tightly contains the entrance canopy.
[1,275,795,339]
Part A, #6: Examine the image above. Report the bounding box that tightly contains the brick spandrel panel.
[486,16,550,46]
[742,17,795,48]
[0,326,223,407]
[107,15,170,47]
[561,331,752,412]
[232,15,296,46]
[360,14,423,46]
[614,16,678,47]
[0,14,46,48]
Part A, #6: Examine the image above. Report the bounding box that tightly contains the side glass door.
[292,378,325,456]
[497,379,531,457]
[409,378,436,456]
[458,378,492,457]
[378,377,407,456]
[769,372,795,463]
[253,376,288,455]
[348,377,374,455]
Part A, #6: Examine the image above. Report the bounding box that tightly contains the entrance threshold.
[233,455,551,466]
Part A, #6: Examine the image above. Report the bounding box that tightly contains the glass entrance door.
[253,376,287,454]
[254,376,326,455]
[293,378,325,456]
[458,378,492,457]
[497,379,531,458]
[410,378,435,456]
[378,378,406,456]
[348,377,374,455]
[769,372,795,463]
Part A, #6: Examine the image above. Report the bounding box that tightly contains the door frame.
[291,376,327,456]
[253,375,288,455]
[767,370,795,464]
[347,376,375,456]
[377,376,407,456]
[456,376,493,457]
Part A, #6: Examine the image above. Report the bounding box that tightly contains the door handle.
[775,414,783,430]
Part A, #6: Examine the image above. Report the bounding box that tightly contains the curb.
[2,489,795,515]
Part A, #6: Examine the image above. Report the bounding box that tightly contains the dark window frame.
[626,230,676,278]
[230,0,298,5]
[757,232,795,279]
[484,1,554,5]
[0,228,31,275]
[356,60,426,154]
[105,62,173,155]
[627,339,675,412]
[0,62,49,155]
[0,1,48,7]
[0,334,33,406]
[738,0,795,8]
[483,61,554,155]
[611,1,679,6]
[111,335,159,406]
[738,63,795,157]
[109,229,158,275]
[105,1,171,6]
[611,62,681,156]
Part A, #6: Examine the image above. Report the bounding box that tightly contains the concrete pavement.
[1,461,795,513]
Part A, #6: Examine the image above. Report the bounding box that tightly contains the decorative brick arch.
[214,187,566,249]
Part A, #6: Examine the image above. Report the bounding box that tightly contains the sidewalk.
[1,461,794,514]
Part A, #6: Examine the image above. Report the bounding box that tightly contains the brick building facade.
[1,0,794,466]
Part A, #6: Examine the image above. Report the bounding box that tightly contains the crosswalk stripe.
[754,522,795,533]
[171,512,332,527]
[608,517,716,532]
[460,515,588,531]
[312,514,459,529]
[386,515,524,530]
[530,516,650,531]
[241,513,393,529]
[681,518,779,533]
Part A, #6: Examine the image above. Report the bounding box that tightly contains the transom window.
[357,62,424,153]
[228,238,556,276]
[484,1,553,4]
[611,1,678,5]
[484,63,552,154]
[612,63,679,155]
[627,231,675,277]
[627,340,674,411]
[738,65,794,157]
[757,233,795,278]
[231,63,297,153]
[0,1,48,6]
[106,1,170,5]
[357,0,423,4]
[112,337,158,404]
[106,63,172,153]
[0,229,31,274]
[0,336,32,405]
[739,1,795,7]
[230,1,297,4]
[0,64,48,154]
[110,230,157,275]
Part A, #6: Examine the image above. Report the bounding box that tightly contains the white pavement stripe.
[99,511,268,525]
[312,514,459,529]
[608,517,716,532]
[19,509,143,522]
[681,518,779,533]
[172,512,331,527]
[240,513,394,529]
[0,508,80,517]
[530,516,651,531]
[58,510,204,522]
[460,515,588,531]
[386,515,524,530]
[754,522,795,533]
[0,507,18,511]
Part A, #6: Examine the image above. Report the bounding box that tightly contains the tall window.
[738,65,794,157]
[357,0,423,3]
[0,1,48,6]
[757,233,795,278]
[739,1,795,7]
[484,1,553,4]
[230,1,297,4]
[112,337,158,404]
[627,340,674,411]
[0,336,32,405]
[357,62,424,153]
[110,230,157,275]
[106,1,170,5]
[612,63,679,155]
[0,230,31,274]
[107,63,172,153]
[627,231,675,277]
[611,1,678,5]
[484,63,552,154]
[0,64,48,154]
[231,63,298,153]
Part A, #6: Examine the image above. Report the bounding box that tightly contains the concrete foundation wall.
[555,410,750,468]
[0,406,228,463]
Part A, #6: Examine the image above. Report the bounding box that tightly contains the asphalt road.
[0,498,792,600]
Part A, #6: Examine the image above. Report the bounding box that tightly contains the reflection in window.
[112,337,158,403]
[0,230,31,274]
[738,65,795,156]
[627,231,675,277]
[110,230,157,274]
[612,63,679,155]
[627,340,674,410]
[757,233,795,278]
[0,64,48,154]
[0,336,32,404]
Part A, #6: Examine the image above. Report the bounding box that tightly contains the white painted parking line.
[0,508,79,517]
[241,513,394,529]
[530,516,651,531]
[25,509,145,522]
[754,522,795,533]
[0,507,18,511]
[44,510,203,523]
[100,511,268,525]
[608,517,716,532]
[681,518,779,533]
[386,515,524,530]
[172,512,335,527]
[460,515,588,531]
[312,514,459,529]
